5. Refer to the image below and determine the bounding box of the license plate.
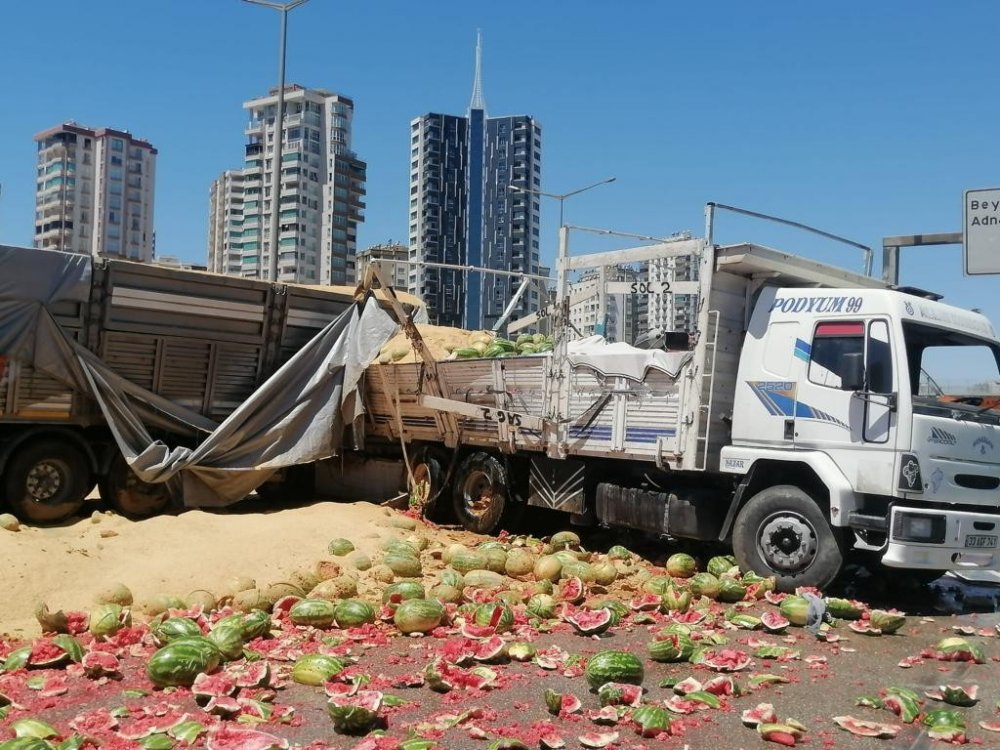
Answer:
[964,534,998,548]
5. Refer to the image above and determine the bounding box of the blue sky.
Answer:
[3,1,1000,330]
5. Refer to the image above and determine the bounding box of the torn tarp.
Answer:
[0,246,400,507]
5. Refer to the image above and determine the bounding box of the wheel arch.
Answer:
[719,451,858,541]
[0,427,103,479]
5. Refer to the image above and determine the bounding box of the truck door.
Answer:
[794,319,898,486]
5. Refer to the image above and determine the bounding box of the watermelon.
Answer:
[534,555,563,582]
[394,599,444,634]
[557,576,585,603]
[566,607,613,636]
[597,682,643,707]
[206,623,244,660]
[473,603,513,633]
[225,659,270,688]
[472,635,508,662]
[327,690,382,734]
[922,709,966,742]
[450,551,487,574]
[545,689,582,715]
[921,637,986,664]
[630,593,663,611]
[384,553,422,578]
[147,637,221,688]
[717,578,747,602]
[703,675,738,696]
[647,633,695,663]
[660,587,691,614]
[381,581,425,607]
[642,576,674,595]
[778,596,810,626]
[760,611,790,633]
[831,716,901,738]
[291,654,345,685]
[758,722,805,746]
[152,616,202,645]
[742,703,778,727]
[327,538,355,556]
[632,705,671,737]
[464,569,505,589]
[81,650,121,678]
[925,684,979,707]
[440,569,465,588]
[707,554,738,577]
[192,671,236,705]
[665,553,697,578]
[239,610,273,640]
[205,724,290,750]
[89,603,129,638]
[697,648,752,672]
[508,642,537,661]
[584,651,643,690]
[824,597,863,620]
[672,676,703,695]
[550,530,581,549]
[289,599,337,628]
[869,609,906,634]
[978,720,1000,733]
[881,688,921,723]
[334,599,376,627]
[3,646,30,671]
[526,594,557,619]
[607,545,632,560]
[688,572,720,599]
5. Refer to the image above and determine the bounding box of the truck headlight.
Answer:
[892,512,946,544]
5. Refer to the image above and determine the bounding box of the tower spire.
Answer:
[469,29,487,113]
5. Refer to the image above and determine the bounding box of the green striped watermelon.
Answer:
[289,599,337,628]
[584,651,644,690]
[473,603,514,634]
[152,617,201,645]
[291,654,345,685]
[334,599,376,627]
[147,637,221,687]
[393,599,444,634]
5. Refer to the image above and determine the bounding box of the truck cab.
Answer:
[724,285,1000,583]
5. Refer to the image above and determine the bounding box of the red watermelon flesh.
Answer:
[667,610,706,625]
[118,712,192,740]
[205,724,290,750]
[567,608,612,635]
[979,720,1000,733]
[760,611,789,633]
[558,577,585,603]
[81,650,121,678]
[702,675,737,696]
[460,622,498,640]
[192,671,237,703]
[700,649,752,672]
[204,695,241,716]
[742,703,777,727]
[70,708,119,733]
[664,695,699,714]
[473,635,507,661]
[832,715,901,738]
[225,660,270,688]
[587,706,619,724]
[28,638,69,667]
[630,594,662,611]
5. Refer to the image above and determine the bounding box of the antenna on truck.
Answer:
[705,202,874,277]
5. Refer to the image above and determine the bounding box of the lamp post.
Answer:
[509,176,615,302]
[242,0,310,282]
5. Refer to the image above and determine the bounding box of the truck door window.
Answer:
[867,320,893,393]
[808,321,864,388]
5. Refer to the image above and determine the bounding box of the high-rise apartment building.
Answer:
[648,255,699,332]
[207,170,245,275]
[208,85,366,285]
[357,242,409,289]
[34,122,157,260]
[568,265,645,343]
[409,35,542,329]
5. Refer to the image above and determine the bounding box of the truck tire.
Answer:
[100,453,170,519]
[2,439,89,524]
[409,448,444,509]
[732,484,844,592]
[452,452,509,534]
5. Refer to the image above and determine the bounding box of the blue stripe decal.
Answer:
[794,338,811,362]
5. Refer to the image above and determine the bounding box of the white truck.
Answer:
[361,236,1000,590]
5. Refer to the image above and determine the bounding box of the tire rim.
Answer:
[460,469,496,519]
[756,511,818,573]
[410,462,433,505]
[25,459,69,503]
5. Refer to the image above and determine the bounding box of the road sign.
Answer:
[964,188,1000,275]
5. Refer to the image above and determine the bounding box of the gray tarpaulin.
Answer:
[0,246,399,507]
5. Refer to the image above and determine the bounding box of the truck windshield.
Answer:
[904,322,1000,420]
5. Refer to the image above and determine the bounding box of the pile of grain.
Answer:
[376,325,495,364]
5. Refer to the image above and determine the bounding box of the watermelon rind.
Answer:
[393,599,444,634]
[289,599,337,628]
[334,599,376,628]
[290,654,345,686]
[146,637,221,688]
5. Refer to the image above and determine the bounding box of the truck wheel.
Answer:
[732,484,844,592]
[2,440,89,524]
[409,448,444,509]
[100,454,170,519]
[452,452,508,534]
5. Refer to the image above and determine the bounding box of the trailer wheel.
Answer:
[452,452,509,534]
[732,484,844,592]
[2,439,89,524]
[100,454,170,519]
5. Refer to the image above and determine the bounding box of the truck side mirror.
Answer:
[841,352,865,391]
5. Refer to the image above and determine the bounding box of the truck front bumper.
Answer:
[882,505,1000,570]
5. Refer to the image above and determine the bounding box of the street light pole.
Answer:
[510,176,616,303]
[243,0,310,282]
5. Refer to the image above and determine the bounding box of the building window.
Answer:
[111,138,124,152]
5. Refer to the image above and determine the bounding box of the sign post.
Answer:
[964,188,1000,275]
